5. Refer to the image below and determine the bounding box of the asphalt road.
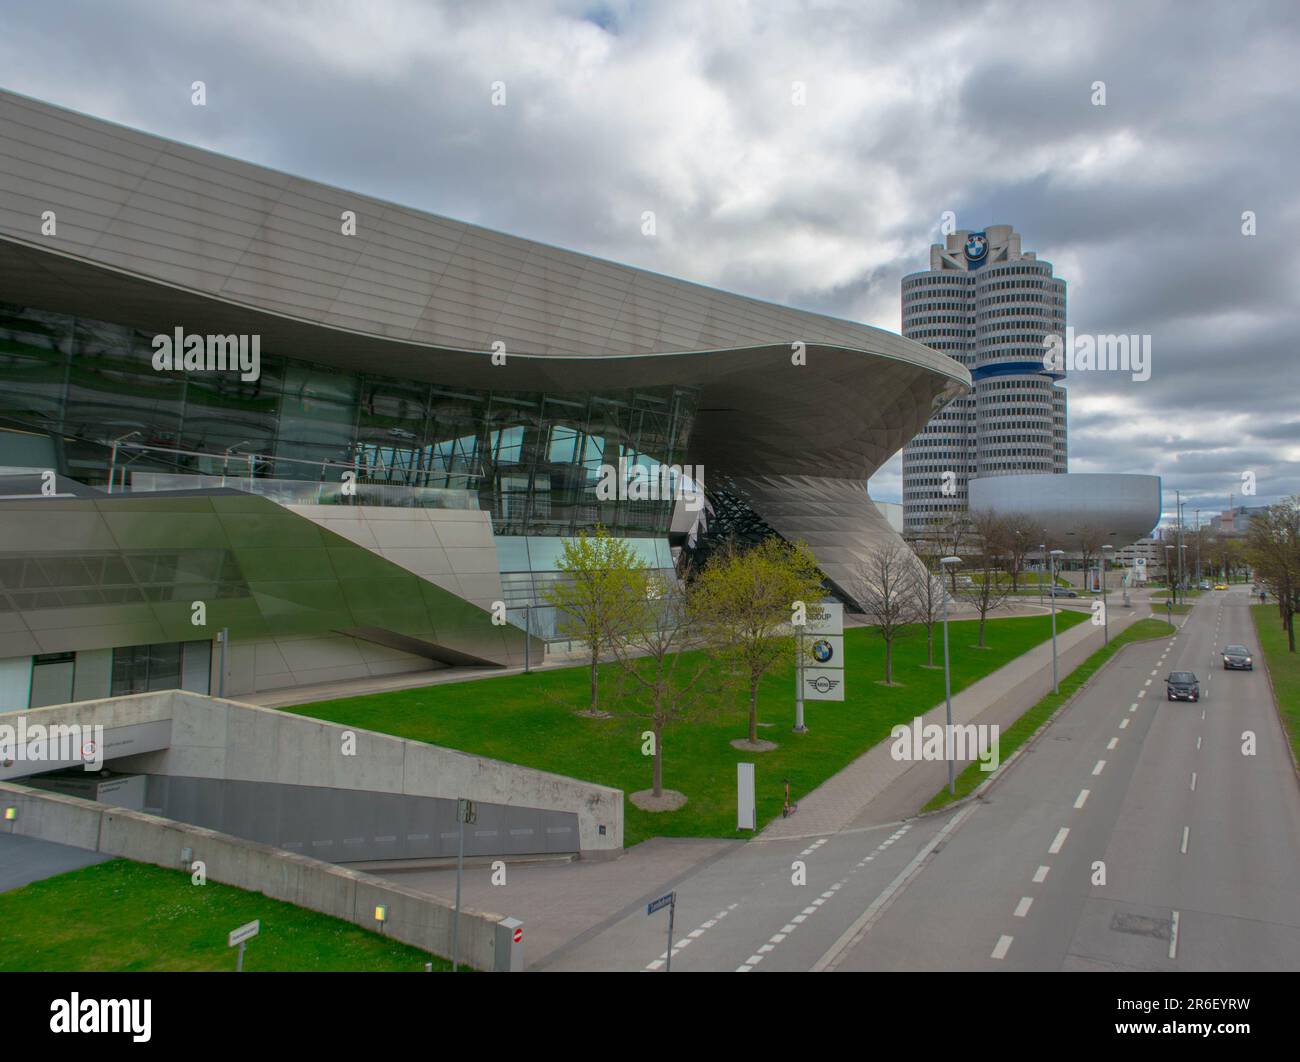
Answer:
[834,586,1300,971]
[547,587,1300,971]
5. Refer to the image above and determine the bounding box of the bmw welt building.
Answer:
[0,90,968,708]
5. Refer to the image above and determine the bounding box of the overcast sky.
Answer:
[2,0,1296,525]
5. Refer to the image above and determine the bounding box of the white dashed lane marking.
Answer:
[646,903,738,970]
[1049,828,1070,854]
[1013,897,1033,918]
[1033,865,1050,883]
[1092,760,1106,776]
[1074,789,1089,809]
[991,935,1014,960]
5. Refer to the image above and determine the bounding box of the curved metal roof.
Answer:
[0,87,968,486]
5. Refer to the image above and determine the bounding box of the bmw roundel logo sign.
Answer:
[964,231,988,262]
[812,638,834,664]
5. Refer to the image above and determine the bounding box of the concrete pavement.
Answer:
[0,833,109,893]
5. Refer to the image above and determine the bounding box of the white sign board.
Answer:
[228,920,260,948]
[737,762,756,830]
[803,601,843,635]
[802,668,845,701]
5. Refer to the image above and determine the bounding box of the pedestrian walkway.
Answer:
[759,599,1150,839]
[378,836,740,968]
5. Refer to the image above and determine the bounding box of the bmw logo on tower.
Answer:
[964,231,988,264]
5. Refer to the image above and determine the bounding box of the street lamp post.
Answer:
[1165,545,1175,606]
[1101,545,1113,646]
[1049,549,1065,693]
[1038,543,1046,606]
[940,556,962,796]
[1194,508,1202,585]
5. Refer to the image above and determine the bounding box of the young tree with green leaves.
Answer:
[1246,498,1300,653]
[543,527,648,715]
[609,572,716,800]
[692,537,826,746]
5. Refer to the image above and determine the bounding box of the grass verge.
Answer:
[284,613,1086,846]
[921,617,1177,812]
[0,858,447,972]
[1251,604,1300,766]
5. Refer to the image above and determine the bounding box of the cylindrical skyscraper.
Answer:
[901,225,1067,535]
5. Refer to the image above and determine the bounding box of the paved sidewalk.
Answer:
[377,837,739,969]
[758,600,1151,840]
[0,833,109,893]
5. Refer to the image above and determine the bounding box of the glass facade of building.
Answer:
[0,302,699,540]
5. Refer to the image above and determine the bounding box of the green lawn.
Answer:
[0,859,446,972]
[284,612,1086,846]
[1251,604,1300,765]
[1151,602,1193,615]
[922,617,1177,811]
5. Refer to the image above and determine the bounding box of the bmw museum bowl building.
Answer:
[0,89,969,707]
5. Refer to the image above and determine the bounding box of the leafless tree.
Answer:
[958,509,1013,647]
[1002,512,1038,593]
[907,537,945,668]
[1076,524,1111,589]
[851,542,920,684]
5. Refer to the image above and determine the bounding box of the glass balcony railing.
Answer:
[126,471,479,510]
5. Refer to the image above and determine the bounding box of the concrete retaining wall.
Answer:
[0,781,505,969]
[5,688,623,852]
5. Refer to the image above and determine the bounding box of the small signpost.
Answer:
[647,891,676,971]
[452,797,477,973]
[228,919,259,972]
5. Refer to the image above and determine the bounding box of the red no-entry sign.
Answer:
[512,927,523,944]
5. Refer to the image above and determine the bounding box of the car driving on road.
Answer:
[1222,645,1254,670]
[1166,671,1201,702]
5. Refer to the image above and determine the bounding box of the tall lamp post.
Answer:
[1165,544,1175,605]
[1101,545,1113,646]
[940,555,962,796]
[1194,508,1202,585]
[1049,549,1065,693]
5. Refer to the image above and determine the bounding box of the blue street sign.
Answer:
[647,892,674,915]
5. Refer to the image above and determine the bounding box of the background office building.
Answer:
[901,225,1068,533]
[0,89,968,708]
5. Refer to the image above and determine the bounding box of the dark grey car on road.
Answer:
[1167,671,1200,702]
[1222,645,1254,671]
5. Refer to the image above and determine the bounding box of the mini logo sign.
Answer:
[964,231,988,262]
[807,675,839,694]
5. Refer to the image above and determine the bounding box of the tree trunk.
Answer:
[589,651,599,711]
[927,625,934,667]
[748,680,759,743]
[652,721,664,796]
[884,638,893,683]
[978,613,987,647]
